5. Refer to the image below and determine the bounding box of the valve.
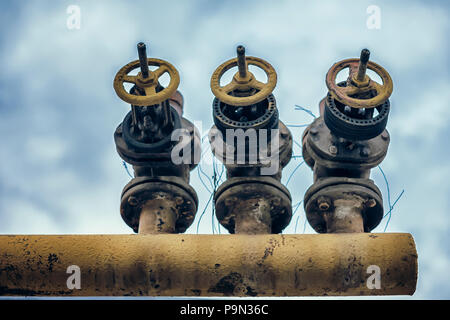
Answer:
[211,45,277,107]
[209,46,293,234]
[113,42,200,234]
[323,49,393,141]
[326,48,393,109]
[114,42,180,106]
[210,46,280,135]
[302,49,392,233]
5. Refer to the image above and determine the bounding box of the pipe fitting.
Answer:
[113,43,200,233]
[214,177,292,234]
[121,176,198,234]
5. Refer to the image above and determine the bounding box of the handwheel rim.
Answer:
[326,58,393,109]
[211,56,277,107]
[114,58,180,106]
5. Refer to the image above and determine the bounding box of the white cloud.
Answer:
[26,136,68,163]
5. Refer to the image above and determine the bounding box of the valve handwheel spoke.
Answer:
[222,81,239,94]
[144,85,157,96]
[250,79,266,91]
[348,62,360,78]
[326,49,393,109]
[122,75,138,84]
[368,80,384,94]
[340,85,361,96]
[153,65,169,78]
[113,43,180,107]
[211,45,277,106]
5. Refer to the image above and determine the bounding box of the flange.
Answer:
[209,120,292,174]
[324,83,390,141]
[214,177,292,234]
[212,94,279,133]
[121,176,198,233]
[304,116,390,170]
[304,177,383,233]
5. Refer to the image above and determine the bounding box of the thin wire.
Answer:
[215,162,225,234]
[214,161,225,234]
[292,200,302,208]
[378,166,406,232]
[286,124,309,128]
[197,139,215,193]
[383,190,405,232]
[122,161,133,178]
[293,140,302,151]
[286,161,305,186]
[294,215,301,234]
[383,190,405,219]
[195,132,227,234]
[378,165,393,231]
[212,157,218,234]
[293,200,303,233]
[196,193,213,234]
[302,216,308,234]
[197,162,213,192]
[295,105,317,118]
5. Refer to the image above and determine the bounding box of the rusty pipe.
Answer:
[324,198,365,233]
[0,233,417,297]
[138,199,177,234]
[233,198,272,234]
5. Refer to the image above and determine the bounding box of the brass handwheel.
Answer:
[211,46,277,107]
[326,49,393,109]
[114,46,180,107]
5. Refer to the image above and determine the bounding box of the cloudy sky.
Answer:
[0,0,448,299]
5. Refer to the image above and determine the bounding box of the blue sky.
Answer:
[0,0,448,299]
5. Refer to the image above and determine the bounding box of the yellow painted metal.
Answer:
[326,58,393,109]
[210,56,277,107]
[0,233,417,297]
[113,58,180,106]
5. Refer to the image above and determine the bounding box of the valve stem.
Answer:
[237,45,247,78]
[137,42,150,79]
[356,48,370,82]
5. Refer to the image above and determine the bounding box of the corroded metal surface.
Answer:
[304,177,383,233]
[113,43,200,234]
[0,234,417,296]
[302,49,393,233]
[121,176,198,234]
[215,177,292,234]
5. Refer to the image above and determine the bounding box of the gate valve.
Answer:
[210,45,281,139]
[114,42,180,107]
[211,45,277,107]
[113,42,199,234]
[302,49,393,234]
[209,46,292,235]
[326,48,393,109]
[323,49,393,141]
